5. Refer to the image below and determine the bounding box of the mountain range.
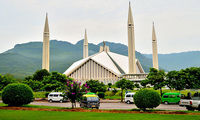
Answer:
[0,40,199,78]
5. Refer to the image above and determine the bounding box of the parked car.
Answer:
[179,97,200,111]
[48,92,67,103]
[125,92,135,104]
[80,94,100,109]
[161,92,182,104]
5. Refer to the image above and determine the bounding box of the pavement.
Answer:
[0,100,187,110]
[30,101,187,111]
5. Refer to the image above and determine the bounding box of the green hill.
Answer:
[144,51,200,71]
[0,40,152,78]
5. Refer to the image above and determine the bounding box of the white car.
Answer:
[48,92,66,103]
[125,92,135,104]
[179,97,200,111]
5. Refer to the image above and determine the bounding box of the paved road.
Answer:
[31,101,186,111]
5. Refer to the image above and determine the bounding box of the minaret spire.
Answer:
[42,13,50,71]
[83,29,88,58]
[152,22,159,70]
[127,2,136,74]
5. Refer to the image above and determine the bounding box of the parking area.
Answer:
[30,101,186,111]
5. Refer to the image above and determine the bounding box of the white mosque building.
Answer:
[42,3,159,84]
[63,3,159,84]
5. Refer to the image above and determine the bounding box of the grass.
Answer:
[0,103,70,109]
[0,110,199,120]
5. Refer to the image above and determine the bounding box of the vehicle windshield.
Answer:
[87,97,99,101]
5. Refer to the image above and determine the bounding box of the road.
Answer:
[30,101,186,111]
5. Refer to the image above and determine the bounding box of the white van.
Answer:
[48,92,66,103]
[125,92,135,104]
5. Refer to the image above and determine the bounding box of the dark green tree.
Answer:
[146,68,166,96]
[32,69,50,81]
[140,79,149,88]
[166,70,185,91]
[0,74,16,90]
[42,72,67,91]
[108,83,112,91]
[115,78,134,102]
[84,80,106,93]
[179,67,200,89]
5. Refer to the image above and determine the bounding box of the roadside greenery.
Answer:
[2,83,34,106]
[0,74,17,90]
[84,80,106,93]
[141,67,200,96]
[134,89,161,111]
[23,69,68,92]
[65,78,88,108]
[115,78,134,102]
[0,109,200,120]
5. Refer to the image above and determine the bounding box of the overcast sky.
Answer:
[0,0,200,54]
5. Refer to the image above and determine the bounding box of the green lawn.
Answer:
[0,110,199,120]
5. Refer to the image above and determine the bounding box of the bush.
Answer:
[112,88,118,95]
[2,83,34,106]
[34,92,46,98]
[98,92,105,98]
[45,92,50,98]
[105,91,114,96]
[134,89,161,111]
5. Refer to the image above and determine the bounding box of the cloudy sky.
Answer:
[0,0,199,54]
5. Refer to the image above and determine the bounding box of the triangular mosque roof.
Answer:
[63,51,145,76]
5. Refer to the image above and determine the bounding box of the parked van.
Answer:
[48,92,66,103]
[162,92,181,104]
[80,94,100,109]
[125,92,135,104]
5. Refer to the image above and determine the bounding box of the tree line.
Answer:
[141,67,200,96]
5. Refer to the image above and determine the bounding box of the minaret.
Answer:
[128,2,136,74]
[83,29,88,58]
[42,13,50,71]
[152,22,159,70]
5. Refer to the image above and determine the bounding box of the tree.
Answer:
[85,80,106,93]
[146,68,166,96]
[134,89,161,111]
[42,72,67,91]
[182,67,200,89]
[32,69,50,81]
[115,78,134,102]
[108,83,112,91]
[166,70,185,91]
[0,74,16,90]
[23,76,43,91]
[140,80,149,88]
[65,79,88,108]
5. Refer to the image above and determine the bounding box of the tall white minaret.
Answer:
[152,22,159,70]
[83,29,88,58]
[128,2,136,74]
[42,13,50,71]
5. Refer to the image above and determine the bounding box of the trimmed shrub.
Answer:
[45,92,50,98]
[98,92,105,98]
[2,83,34,106]
[112,88,118,95]
[105,91,114,96]
[134,89,161,111]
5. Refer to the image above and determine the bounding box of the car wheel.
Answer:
[60,100,63,103]
[49,99,53,103]
[198,105,200,111]
[186,106,194,111]
[164,101,168,105]
[127,100,131,104]
[96,107,99,109]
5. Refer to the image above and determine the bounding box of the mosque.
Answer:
[42,3,159,84]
